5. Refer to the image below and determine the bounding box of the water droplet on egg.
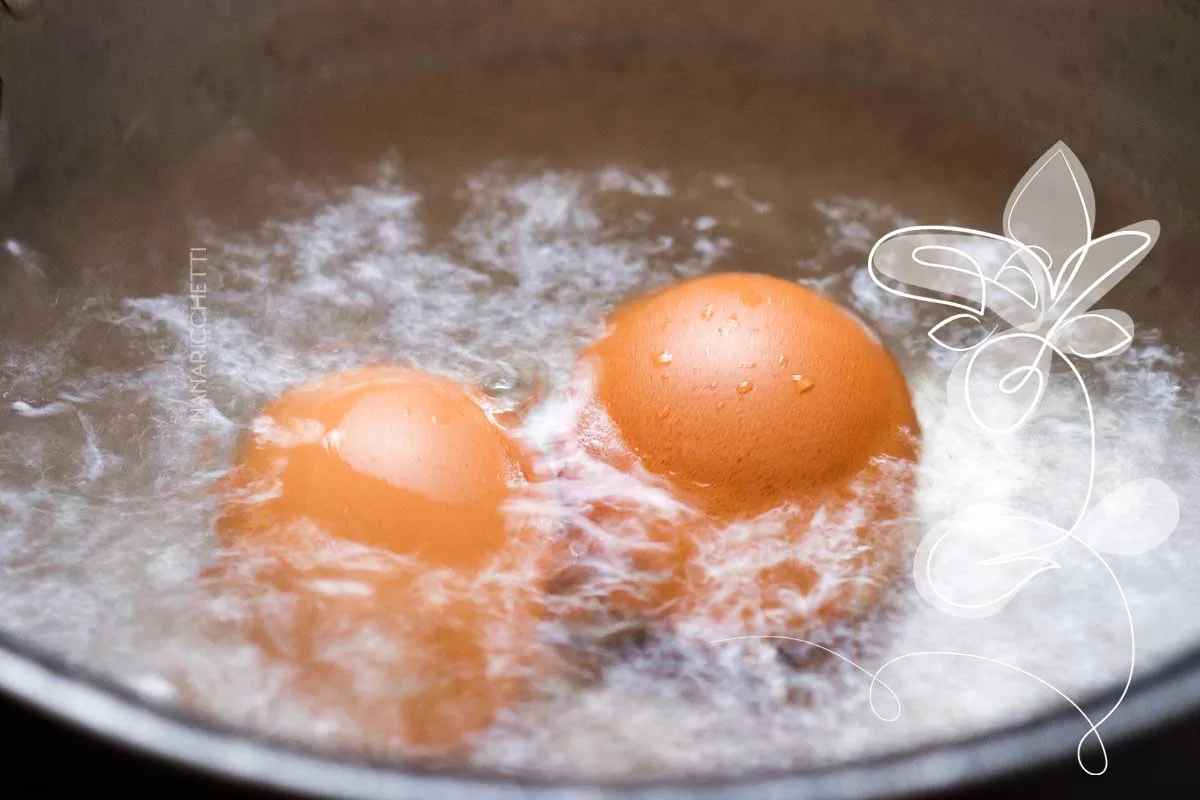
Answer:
[736,380,754,395]
[738,361,756,369]
[791,375,814,394]
[700,303,715,321]
[651,350,673,367]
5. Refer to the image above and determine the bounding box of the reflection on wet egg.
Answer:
[215,365,549,754]
[560,272,921,632]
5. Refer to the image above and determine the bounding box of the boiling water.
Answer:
[0,60,1196,778]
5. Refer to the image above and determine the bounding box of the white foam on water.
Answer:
[0,152,1196,780]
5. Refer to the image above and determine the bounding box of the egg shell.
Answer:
[213,365,550,755]
[559,272,921,633]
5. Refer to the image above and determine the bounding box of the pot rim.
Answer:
[1,625,1197,798]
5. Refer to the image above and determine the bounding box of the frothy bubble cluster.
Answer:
[0,156,1196,779]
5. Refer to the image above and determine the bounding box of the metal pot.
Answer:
[1,1,1198,796]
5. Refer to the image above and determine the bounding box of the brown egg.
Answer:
[560,272,920,633]
[213,365,548,756]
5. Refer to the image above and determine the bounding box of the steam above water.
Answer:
[0,74,1197,778]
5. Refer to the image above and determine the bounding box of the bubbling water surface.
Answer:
[0,59,1196,778]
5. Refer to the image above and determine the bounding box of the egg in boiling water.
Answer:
[558,272,921,633]
[215,365,549,754]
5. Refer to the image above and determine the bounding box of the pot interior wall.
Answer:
[2,1,1199,343]
[2,1,1199,322]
